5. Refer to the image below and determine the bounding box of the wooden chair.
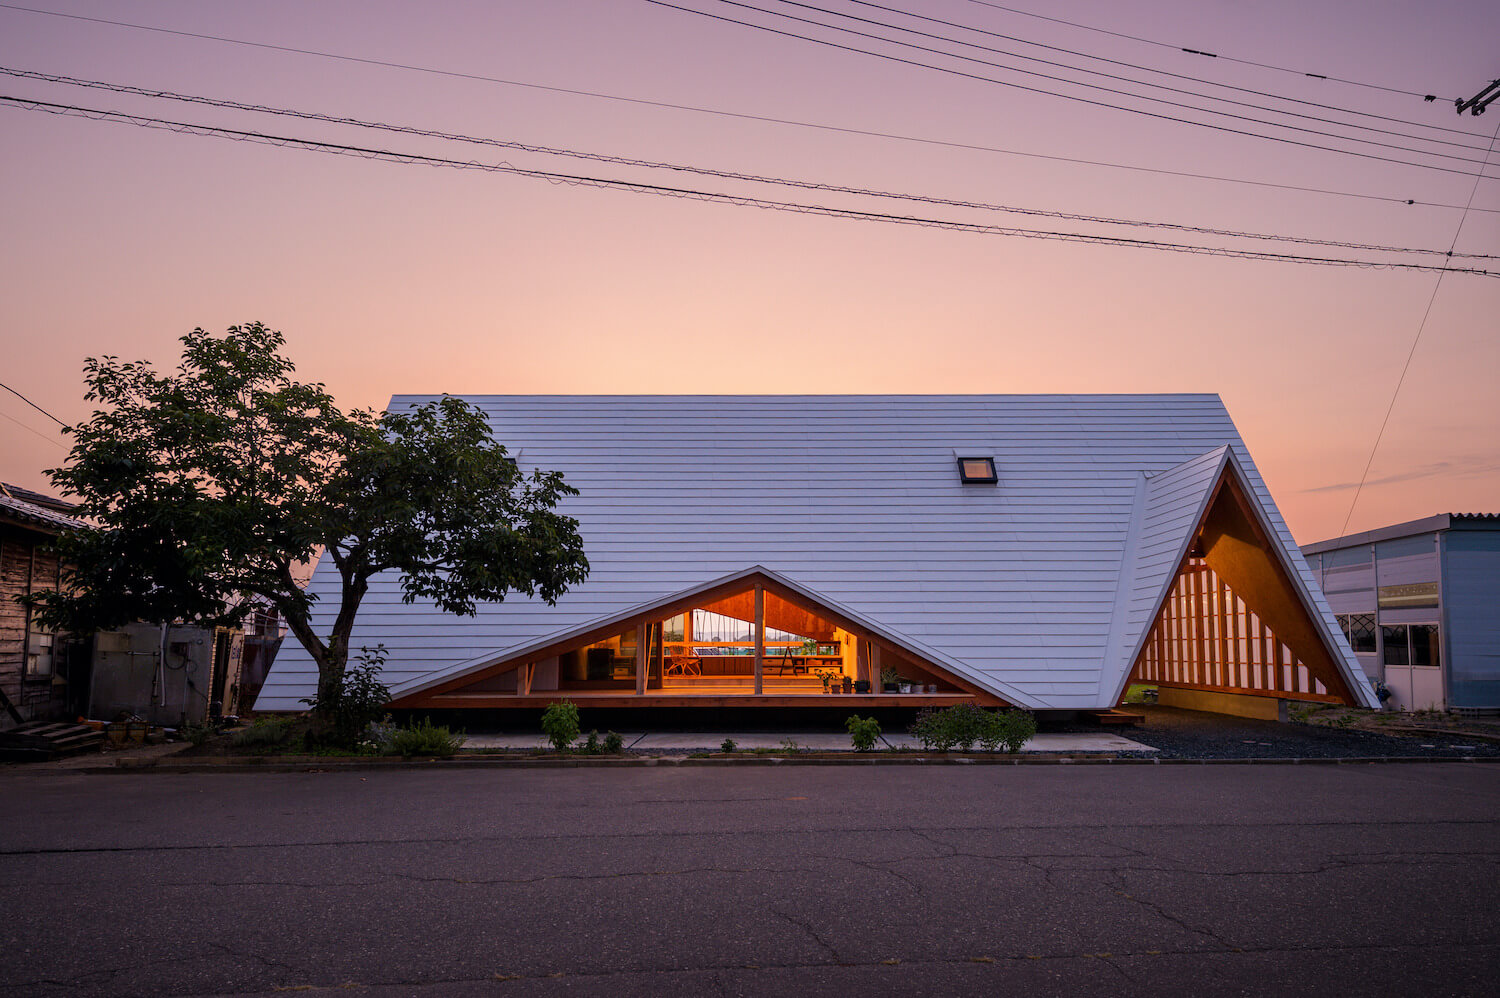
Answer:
[665,653,701,676]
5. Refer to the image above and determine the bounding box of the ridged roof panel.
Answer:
[255,394,1339,710]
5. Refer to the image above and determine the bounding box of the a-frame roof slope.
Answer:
[255,395,1353,711]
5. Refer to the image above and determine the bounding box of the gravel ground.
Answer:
[1071,704,1500,760]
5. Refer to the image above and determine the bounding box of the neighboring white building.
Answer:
[1303,514,1500,712]
[256,395,1377,718]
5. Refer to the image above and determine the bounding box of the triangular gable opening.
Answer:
[1120,462,1365,709]
[388,570,1008,709]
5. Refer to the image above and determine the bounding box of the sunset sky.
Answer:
[1,0,1496,544]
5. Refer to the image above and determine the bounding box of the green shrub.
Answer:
[910,703,988,751]
[390,716,466,757]
[583,729,601,754]
[300,645,392,748]
[846,714,881,752]
[911,705,1035,753]
[541,699,580,751]
[231,716,294,748]
[721,737,737,753]
[946,703,990,751]
[181,722,212,747]
[603,731,625,754]
[909,708,954,751]
[980,709,1037,753]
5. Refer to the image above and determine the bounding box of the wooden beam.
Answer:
[406,691,985,710]
[1229,590,1241,690]
[635,620,646,695]
[653,620,663,690]
[1192,563,1206,687]
[1217,576,1230,689]
[1200,472,1356,704]
[753,584,764,696]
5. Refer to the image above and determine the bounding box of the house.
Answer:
[1302,514,1500,713]
[0,483,91,725]
[2,481,282,732]
[255,395,1378,721]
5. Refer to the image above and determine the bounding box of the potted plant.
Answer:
[881,666,900,694]
[816,668,839,693]
[926,683,938,693]
[854,679,871,694]
[842,675,853,694]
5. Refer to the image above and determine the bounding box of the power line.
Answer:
[770,0,1491,151]
[0,379,67,426]
[11,66,1493,260]
[0,3,1493,213]
[648,0,1500,178]
[6,94,1498,280]
[1335,116,1500,541]
[0,407,68,450]
[961,0,1446,102]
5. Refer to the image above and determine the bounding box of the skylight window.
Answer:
[957,457,997,484]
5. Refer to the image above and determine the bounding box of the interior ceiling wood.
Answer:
[695,590,837,642]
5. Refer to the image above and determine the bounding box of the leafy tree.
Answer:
[26,322,589,714]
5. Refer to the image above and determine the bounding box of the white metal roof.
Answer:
[255,395,1374,711]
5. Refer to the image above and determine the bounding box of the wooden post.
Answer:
[635,621,647,695]
[517,662,534,696]
[1229,591,1242,689]
[1217,577,1230,689]
[653,622,663,688]
[753,585,764,695]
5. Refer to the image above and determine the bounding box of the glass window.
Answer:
[1381,625,1410,666]
[1346,613,1376,654]
[957,457,997,484]
[662,614,685,642]
[1410,624,1441,668]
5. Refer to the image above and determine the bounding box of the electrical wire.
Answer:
[767,0,1491,150]
[961,0,1447,102]
[5,94,1497,280]
[0,379,67,426]
[0,3,1493,212]
[1333,117,1500,541]
[10,66,1493,260]
[647,0,1500,178]
[0,407,68,450]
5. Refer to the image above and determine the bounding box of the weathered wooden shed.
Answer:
[255,395,1379,719]
[0,483,89,725]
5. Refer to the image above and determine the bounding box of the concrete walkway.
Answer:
[462,731,1156,752]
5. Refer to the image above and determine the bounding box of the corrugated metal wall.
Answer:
[1445,530,1500,708]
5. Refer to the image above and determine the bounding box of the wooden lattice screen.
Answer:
[1132,559,1338,702]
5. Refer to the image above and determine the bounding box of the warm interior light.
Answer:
[958,457,997,483]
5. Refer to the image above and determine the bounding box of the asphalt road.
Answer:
[4,764,1498,997]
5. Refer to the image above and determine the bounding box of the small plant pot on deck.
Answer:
[854,680,871,694]
[882,683,899,693]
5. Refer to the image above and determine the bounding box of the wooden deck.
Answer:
[404,689,981,709]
